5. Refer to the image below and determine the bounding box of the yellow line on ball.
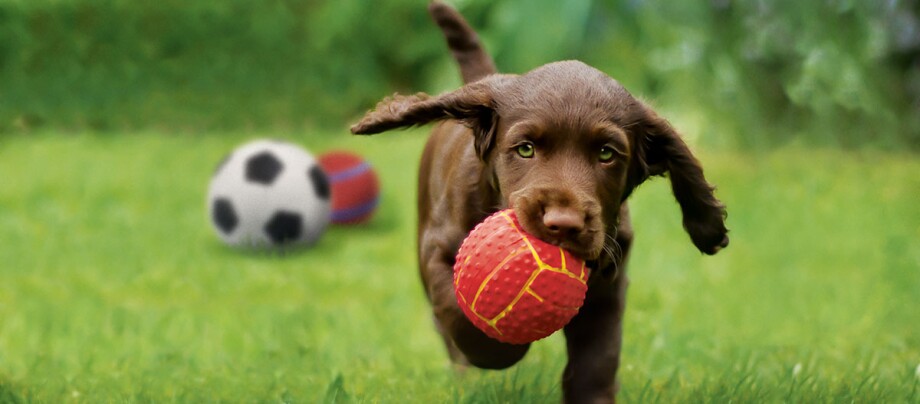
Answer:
[526,288,544,302]
[471,246,530,311]
[454,255,472,288]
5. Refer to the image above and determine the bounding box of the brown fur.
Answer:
[351,2,728,402]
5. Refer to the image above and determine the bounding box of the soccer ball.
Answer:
[207,139,331,249]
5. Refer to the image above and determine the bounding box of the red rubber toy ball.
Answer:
[453,209,590,344]
[317,151,380,224]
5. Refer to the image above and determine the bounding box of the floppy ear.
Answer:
[628,105,729,255]
[350,75,511,160]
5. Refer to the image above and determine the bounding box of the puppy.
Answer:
[351,2,728,402]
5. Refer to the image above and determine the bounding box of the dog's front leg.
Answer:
[561,271,629,404]
[422,228,531,370]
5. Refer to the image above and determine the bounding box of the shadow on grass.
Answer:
[204,239,319,260]
[202,217,402,261]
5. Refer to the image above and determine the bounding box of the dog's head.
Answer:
[352,61,728,260]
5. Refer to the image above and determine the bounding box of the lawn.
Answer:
[0,131,918,402]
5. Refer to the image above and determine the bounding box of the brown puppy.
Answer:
[352,2,728,402]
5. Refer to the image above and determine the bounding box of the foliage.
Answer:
[478,0,920,148]
[0,131,917,401]
[0,0,917,148]
[0,0,445,132]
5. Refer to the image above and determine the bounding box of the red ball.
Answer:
[453,209,589,344]
[317,151,380,224]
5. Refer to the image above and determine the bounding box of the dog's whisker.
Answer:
[602,232,623,280]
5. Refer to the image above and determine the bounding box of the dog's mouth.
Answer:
[511,192,606,262]
[544,233,603,261]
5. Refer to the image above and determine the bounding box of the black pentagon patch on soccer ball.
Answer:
[264,211,302,244]
[212,198,238,234]
[246,151,284,185]
[308,165,330,200]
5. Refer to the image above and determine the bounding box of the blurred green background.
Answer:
[1,0,918,148]
[1,0,918,402]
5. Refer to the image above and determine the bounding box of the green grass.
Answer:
[0,131,918,402]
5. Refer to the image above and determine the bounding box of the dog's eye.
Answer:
[599,146,616,163]
[516,143,535,159]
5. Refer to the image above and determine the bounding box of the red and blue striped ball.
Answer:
[317,151,380,224]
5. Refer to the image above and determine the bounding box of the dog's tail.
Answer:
[428,1,497,84]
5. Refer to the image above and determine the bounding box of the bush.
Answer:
[0,0,917,149]
[0,0,446,132]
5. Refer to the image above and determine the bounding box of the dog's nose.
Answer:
[542,207,585,236]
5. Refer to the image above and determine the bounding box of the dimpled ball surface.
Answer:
[453,209,590,344]
[317,151,380,224]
